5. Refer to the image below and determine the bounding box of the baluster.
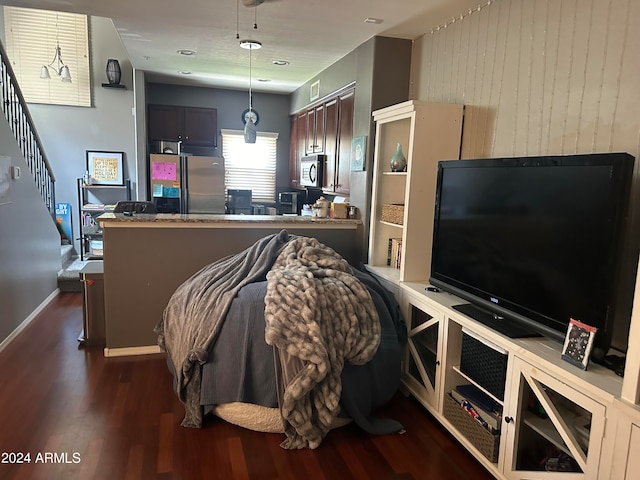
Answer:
[1,42,56,213]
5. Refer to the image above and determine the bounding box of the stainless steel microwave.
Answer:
[300,154,325,187]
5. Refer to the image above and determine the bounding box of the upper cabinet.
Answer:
[306,104,326,154]
[148,104,218,148]
[289,115,301,189]
[289,87,355,194]
[333,89,354,195]
[323,98,339,192]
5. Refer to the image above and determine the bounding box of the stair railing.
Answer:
[0,41,56,214]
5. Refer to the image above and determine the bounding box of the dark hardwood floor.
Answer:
[0,293,494,480]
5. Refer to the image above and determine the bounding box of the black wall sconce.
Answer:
[102,58,126,89]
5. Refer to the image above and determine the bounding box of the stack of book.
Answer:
[387,237,403,269]
[450,384,502,434]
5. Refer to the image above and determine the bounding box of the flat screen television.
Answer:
[429,153,635,360]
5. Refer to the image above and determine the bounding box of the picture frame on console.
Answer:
[561,318,597,370]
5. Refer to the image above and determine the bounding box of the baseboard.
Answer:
[103,345,162,357]
[0,289,60,354]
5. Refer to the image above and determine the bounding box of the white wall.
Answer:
[410,0,640,160]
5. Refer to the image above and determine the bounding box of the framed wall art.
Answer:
[86,150,124,185]
[351,136,366,171]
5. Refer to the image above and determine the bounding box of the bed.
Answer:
[155,230,407,449]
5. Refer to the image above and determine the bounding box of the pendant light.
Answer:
[240,39,261,144]
[40,14,72,83]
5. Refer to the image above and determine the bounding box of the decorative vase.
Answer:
[106,59,121,85]
[390,143,407,172]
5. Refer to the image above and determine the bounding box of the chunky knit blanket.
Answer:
[264,236,381,449]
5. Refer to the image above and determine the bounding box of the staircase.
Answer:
[57,245,85,292]
[3,39,69,290]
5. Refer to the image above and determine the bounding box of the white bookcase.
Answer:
[365,100,640,479]
[367,100,464,284]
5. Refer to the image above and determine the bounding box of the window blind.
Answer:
[3,7,91,107]
[221,129,278,203]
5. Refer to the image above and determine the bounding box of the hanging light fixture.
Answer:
[40,14,72,83]
[240,39,261,144]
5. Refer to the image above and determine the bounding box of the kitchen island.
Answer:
[98,213,363,355]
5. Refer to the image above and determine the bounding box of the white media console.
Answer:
[366,100,640,479]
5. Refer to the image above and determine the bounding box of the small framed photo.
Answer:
[561,318,597,370]
[86,150,124,186]
[351,136,366,171]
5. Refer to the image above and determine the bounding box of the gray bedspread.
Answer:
[159,230,406,448]
[155,230,290,427]
[200,266,406,439]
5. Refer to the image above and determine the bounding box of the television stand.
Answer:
[452,303,541,338]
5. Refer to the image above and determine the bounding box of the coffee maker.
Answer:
[227,189,252,214]
[279,191,304,214]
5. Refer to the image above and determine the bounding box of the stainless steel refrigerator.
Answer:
[149,154,225,214]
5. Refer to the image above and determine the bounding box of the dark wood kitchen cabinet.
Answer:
[323,98,339,191]
[306,103,325,154]
[289,87,355,194]
[334,88,354,195]
[323,88,353,194]
[147,104,217,148]
[289,115,301,188]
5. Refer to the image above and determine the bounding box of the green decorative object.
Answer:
[390,143,407,172]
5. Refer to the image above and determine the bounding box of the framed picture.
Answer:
[351,136,366,171]
[561,318,597,370]
[86,150,124,185]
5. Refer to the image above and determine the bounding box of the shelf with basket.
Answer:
[366,100,464,284]
[77,178,131,260]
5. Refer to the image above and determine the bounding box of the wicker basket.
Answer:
[381,204,405,225]
[443,393,500,463]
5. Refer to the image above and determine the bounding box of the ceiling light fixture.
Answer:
[177,49,195,56]
[364,17,384,25]
[240,39,261,144]
[239,40,262,50]
[272,60,289,66]
[40,14,71,83]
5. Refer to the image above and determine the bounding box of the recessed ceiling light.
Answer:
[272,60,289,66]
[239,39,262,50]
[257,78,271,82]
[177,49,195,56]
[178,71,192,75]
[364,17,384,24]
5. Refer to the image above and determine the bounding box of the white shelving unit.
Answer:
[398,281,621,480]
[367,100,464,284]
[364,99,640,478]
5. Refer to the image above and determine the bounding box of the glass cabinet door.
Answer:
[403,303,443,409]
[503,357,606,479]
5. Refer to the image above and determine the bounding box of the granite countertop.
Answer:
[98,213,361,226]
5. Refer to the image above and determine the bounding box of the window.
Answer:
[221,129,278,203]
[3,7,90,107]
